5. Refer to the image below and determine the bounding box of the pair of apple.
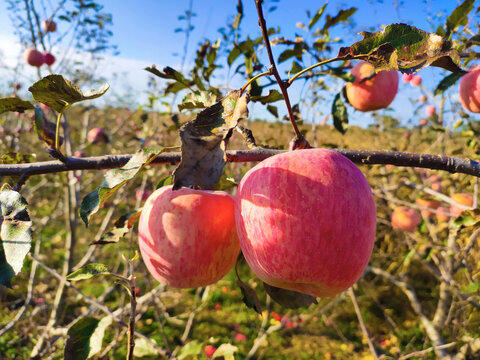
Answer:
[24,48,55,67]
[138,149,377,298]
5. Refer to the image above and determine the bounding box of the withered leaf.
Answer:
[263,282,318,309]
[337,23,464,74]
[33,106,63,148]
[173,90,249,190]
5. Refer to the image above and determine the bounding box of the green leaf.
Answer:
[263,282,318,309]
[434,72,464,96]
[236,278,262,314]
[289,61,303,74]
[156,175,173,189]
[93,210,141,245]
[323,8,357,32]
[212,343,238,360]
[134,338,162,357]
[267,105,278,118]
[250,90,284,104]
[0,152,36,164]
[446,0,475,36]
[33,106,62,148]
[29,75,109,113]
[212,174,237,191]
[178,340,203,359]
[332,91,348,134]
[309,4,327,30]
[453,209,480,228]
[278,49,298,63]
[337,24,464,74]
[227,47,241,67]
[64,317,101,360]
[145,66,191,93]
[173,90,249,190]
[178,90,217,111]
[461,282,479,294]
[0,97,34,115]
[80,148,166,226]
[87,316,112,358]
[232,0,243,30]
[0,187,32,288]
[66,263,110,281]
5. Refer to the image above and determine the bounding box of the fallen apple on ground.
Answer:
[391,206,421,232]
[235,149,376,298]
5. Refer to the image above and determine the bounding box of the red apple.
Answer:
[136,189,152,201]
[415,197,441,217]
[24,48,44,67]
[410,75,422,86]
[41,19,56,33]
[87,127,108,144]
[204,345,217,358]
[402,73,413,83]
[450,193,474,216]
[391,207,421,232]
[44,52,55,66]
[436,207,450,223]
[138,186,240,288]
[426,105,436,116]
[419,119,428,126]
[235,149,376,298]
[345,61,399,112]
[459,66,480,113]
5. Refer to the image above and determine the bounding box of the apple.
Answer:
[402,73,413,83]
[410,75,422,86]
[419,119,428,126]
[436,207,451,223]
[415,197,441,217]
[87,127,108,144]
[24,48,44,67]
[391,207,421,232]
[459,66,480,113]
[419,95,427,103]
[426,105,436,116]
[136,189,152,201]
[204,345,217,358]
[449,193,474,216]
[41,19,56,33]
[138,185,240,288]
[345,61,398,112]
[44,52,55,66]
[235,149,376,298]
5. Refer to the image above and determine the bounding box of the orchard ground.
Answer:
[0,105,479,359]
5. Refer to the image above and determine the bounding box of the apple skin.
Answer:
[459,66,480,113]
[415,197,441,217]
[391,207,421,232]
[345,61,399,112]
[235,149,376,298]
[426,105,436,116]
[410,75,422,86]
[44,52,55,66]
[436,207,451,223]
[41,20,56,32]
[24,48,44,67]
[450,193,474,216]
[87,127,108,144]
[138,185,240,288]
[402,73,413,83]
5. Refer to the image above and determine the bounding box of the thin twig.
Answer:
[127,259,137,360]
[254,0,308,146]
[348,288,379,360]
[28,253,174,359]
[398,342,457,360]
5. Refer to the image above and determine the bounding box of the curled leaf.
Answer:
[0,187,32,287]
[173,90,249,190]
[29,75,109,113]
[0,97,34,115]
[338,23,464,74]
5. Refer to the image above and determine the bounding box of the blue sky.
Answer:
[0,0,470,126]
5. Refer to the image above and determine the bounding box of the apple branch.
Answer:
[254,0,310,148]
[1,148,480,177]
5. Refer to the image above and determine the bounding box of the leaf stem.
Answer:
[288,57,343,86]
[240,70,272,93]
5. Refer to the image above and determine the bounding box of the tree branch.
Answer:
[1,148,480,177]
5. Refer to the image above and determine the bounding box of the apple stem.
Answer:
[254,0,310,148]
